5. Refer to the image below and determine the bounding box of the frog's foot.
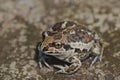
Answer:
[39,59,52,69]
[39,61,54,74]
[54,61,81,74]
[90,47,104,67]
[39,61,50,68]
[38,44,52,69]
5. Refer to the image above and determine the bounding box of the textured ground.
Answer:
[0,0,120,80]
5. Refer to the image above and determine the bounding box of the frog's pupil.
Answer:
[55,44,61,49]
[52,42,62,49]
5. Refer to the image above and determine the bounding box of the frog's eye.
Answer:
[53,42,62,49]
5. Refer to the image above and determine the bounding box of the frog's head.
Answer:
[41,31,70,54]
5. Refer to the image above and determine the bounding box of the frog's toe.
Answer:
[55,69,66,74]
[54,65,68,74]
[39,61,42,68]
[99,47,104,62]
[43,60,52,68]
[90,56,98,67]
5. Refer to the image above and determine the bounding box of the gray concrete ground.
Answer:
[0,0,120,80]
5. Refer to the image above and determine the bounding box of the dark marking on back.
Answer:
[66,21,77,27]
[52,21,77,31]
[52,21,65,31]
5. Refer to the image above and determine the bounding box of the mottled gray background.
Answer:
[0,0,120,80]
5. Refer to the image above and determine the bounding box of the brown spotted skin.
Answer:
[52,21,77,31]
[38,21,104,74]
[65,26,94,43]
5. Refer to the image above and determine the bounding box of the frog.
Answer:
[37,21,104,74]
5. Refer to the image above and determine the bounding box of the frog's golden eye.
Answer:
[53,42,62,49]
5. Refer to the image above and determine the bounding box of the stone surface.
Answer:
[0,0,120,80]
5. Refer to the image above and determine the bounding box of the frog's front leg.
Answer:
[54,57,81,74]
[90,41,104,67]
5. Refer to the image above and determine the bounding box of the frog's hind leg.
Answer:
[54,62,81,74]
[54,57,81,74]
